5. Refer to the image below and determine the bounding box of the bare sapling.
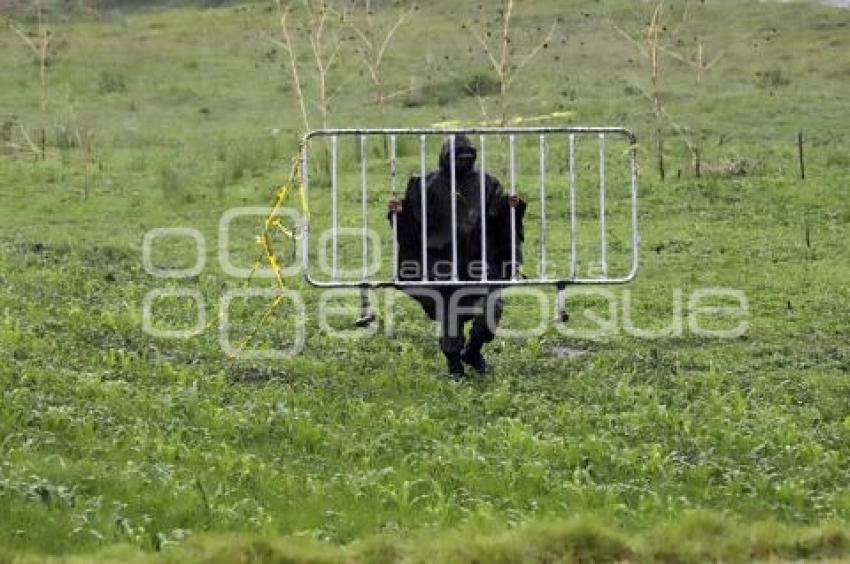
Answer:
[662,38,723,178]
[272,0,347,133]
[613,1,690,181]
[349,2,415,116]
[272,0,348,177]
[471,0,556,125]
[6,1,52,159]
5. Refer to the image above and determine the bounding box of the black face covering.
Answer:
[439,135,478,180]
[455,154,475,178]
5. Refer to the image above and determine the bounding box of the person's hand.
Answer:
[388,197,404,214]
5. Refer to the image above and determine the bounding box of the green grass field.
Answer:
[2,0,850,561]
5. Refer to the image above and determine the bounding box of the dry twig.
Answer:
[349,2,416,112]
[471,0,556,125]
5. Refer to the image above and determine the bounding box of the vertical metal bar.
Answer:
[630,140,640,277]
[298,127,638,289]
[568,134,577,281]
[479,135,487,281]
[330,135,338,280]
[301,141,310,277]
[598,133,607,279]
[556,284,566,322]
[419,135,428,281]
[449,134,458,281]
[360,134,368,282]
[509,134,517,281]
[359,287,371,325]
[389,134,398,281]
[539,134,547,279]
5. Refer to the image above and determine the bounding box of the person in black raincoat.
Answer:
[388,135,526,377]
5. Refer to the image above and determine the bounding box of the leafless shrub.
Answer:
[348,1,415,117]
[5,0,53,158]
[470,0,556,125]
[663,39,724,178]
[612,1,690,181]
[271,0,349,133]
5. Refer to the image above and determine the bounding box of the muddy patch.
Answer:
[551,345,592,360]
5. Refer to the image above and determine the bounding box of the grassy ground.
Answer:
[1,0,850,561]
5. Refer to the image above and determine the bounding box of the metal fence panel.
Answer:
[300,127,639,289]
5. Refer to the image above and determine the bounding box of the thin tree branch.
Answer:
[275,1,310,133]
[374,5,415,70]
[472,29,501,76]
[507,22,556,89]
[6,19,39,56]
[612,24,648,59]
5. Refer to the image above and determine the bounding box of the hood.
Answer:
[438,134,477,173]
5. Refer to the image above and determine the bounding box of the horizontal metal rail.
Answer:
[300,127,639,289]
[304,127,637,142]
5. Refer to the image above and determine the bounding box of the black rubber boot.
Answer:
[460,321,489,374]
[460,346,487,374]
[446,353,465,378]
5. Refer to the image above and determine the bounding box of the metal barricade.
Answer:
[299,127,639,320]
